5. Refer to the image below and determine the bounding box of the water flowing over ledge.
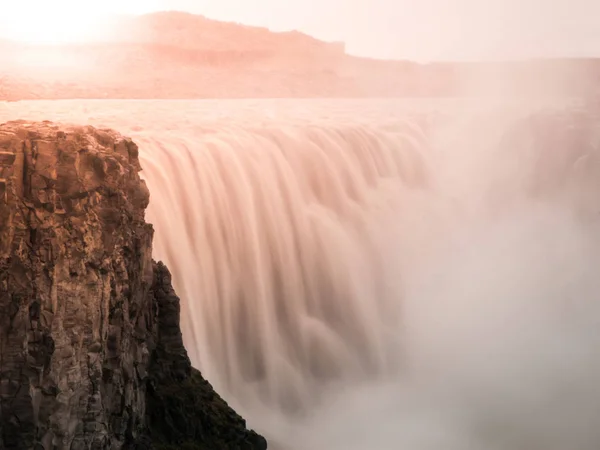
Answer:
[3,99,600,449]
[134,103,600,450]
[139,120,433,413]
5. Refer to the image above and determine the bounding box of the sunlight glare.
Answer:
[0,0,163,44]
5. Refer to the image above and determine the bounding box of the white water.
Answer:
[2,98,600,449]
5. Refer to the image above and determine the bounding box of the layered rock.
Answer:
[0,121,266,450]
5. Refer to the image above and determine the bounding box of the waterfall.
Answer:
[137,121,433,412]
[4,99,600,449]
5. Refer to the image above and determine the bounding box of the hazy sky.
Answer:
[2,0,600,60]
[148,0,600,61]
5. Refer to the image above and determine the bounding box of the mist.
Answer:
[1,1,599,450]
[268,204,600,450]
[239,101,600,449]
[2,82,599,450]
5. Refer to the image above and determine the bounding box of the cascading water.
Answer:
[3,99,600,449]
[136,120,434,413]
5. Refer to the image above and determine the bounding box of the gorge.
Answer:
[2,98,600,450]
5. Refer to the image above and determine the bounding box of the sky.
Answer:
[153,0,600,61]
[0,0,599,61]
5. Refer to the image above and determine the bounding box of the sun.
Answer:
[0,0,164,45]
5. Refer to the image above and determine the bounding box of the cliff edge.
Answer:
[0,121,267,450]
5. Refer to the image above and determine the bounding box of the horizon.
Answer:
[0,0,599,62]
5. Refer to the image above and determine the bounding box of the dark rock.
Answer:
[0,121,266,450]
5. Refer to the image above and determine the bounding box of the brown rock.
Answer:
[0,121,266,450]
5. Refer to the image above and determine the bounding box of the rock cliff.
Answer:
[0,121,267,450]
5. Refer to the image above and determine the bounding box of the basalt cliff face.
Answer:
[0,121,267,450]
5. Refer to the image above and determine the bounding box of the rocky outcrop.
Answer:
[0,121,266,449]
[144,262,267,450]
